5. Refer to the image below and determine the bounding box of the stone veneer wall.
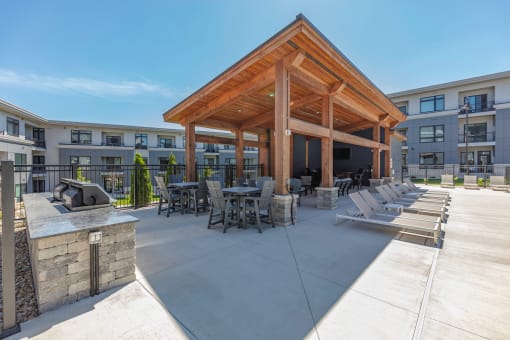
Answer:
[29,222,136,313]
[271,194,298,226]
[316,187,339,209]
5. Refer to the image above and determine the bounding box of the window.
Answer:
[102,157,121,171]
[478,151,491,165]
[33,155,45,173]
[420,125,444,143]
[32,179,46,193]
[159,157,169,171]
[464,123,487,142]
[135,133,148,149]
[334,148,351,160]
[420,95,444,113]
[105,135,121,146]
[460,152,475,165]
[204,155,217,166]
[243,158,255,166]
[32,127,45,141]
[7,117,19,136]
[464,94,488,113]
[70,156,91,165]
[159,137,174,148]
[398,106,407,115]
[225,158,236,165]
[103,177,124,194]
[71,130,92,144]
[419,152,444,166]
[15,184,27,202]
[15,153,27,165]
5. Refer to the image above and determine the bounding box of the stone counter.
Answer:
[23,192,139,313]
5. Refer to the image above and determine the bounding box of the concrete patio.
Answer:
[8,186,510,339]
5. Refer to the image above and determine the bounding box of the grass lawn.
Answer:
[113,195,160,208]
[410,177,464,186]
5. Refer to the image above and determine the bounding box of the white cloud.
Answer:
[0,69,176,97]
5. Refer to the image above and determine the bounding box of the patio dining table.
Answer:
[168,182,199,214]
[222,186,261,227]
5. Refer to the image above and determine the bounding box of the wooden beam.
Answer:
[288,118,329,139]
[236,130,244,179]
[288,67,329,95]
[321,95,334,187]
[186,65,276,123]
[290,94,322,110]
[332,130,379,149]
[274,60,291,194]
[185,121,196,181]
[329,81,346,95]
[339,120,371,133]
[240,111,272,130]
[390,130,407,142]
[195,118,240,131]
[334,93,379,123]
[195,133,262,148]
[290,134,294,177]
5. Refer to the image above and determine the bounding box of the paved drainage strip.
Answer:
[412,247,440,340]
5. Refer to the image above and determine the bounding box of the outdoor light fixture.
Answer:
[285,129,292,136]
[268,92,275,97]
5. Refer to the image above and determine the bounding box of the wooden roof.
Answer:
[163,14,406,134]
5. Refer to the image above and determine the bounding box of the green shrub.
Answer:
[76,167,90,183]
[477,177,489,187]
[204,166,213,178]
[130,153,152,207]
[165,152,178,184]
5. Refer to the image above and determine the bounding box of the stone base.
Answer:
[369,179,384,193]
[271,194,298,226]
[316,187,339,209]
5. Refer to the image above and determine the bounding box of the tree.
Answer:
[130,153,152,207]
[165,152,178,184]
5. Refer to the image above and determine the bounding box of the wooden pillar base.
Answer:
[271,194,298,226]
[316,187,339,209]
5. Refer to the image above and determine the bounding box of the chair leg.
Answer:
[166,200,171,217]
[207,205,214,229]
[254,201,262,233]
[158,197,162,215]
[269,206,275,227]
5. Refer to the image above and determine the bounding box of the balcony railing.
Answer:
[401,140,407,147]
[458,101,495,114]
[157,142,175,148]
[458,132,495,143]
[27,138,46,148]
[205,146,220,153]
[101,142,133,147]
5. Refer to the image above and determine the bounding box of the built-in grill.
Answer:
[53,178,115,211]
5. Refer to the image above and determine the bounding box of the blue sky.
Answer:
[1,0,509,128]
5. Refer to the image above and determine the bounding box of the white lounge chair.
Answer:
[463,175,480,190]
[336,192,441,245]
[440,174,455,188]
[489,176,509,191]
[387,184,448,205]
[376,186,446,221]
[390,182,449,203]
[358,190,440,224]
[404,178,450,198]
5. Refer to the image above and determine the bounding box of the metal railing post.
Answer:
[425,167,428,185]
[1,161,20,337]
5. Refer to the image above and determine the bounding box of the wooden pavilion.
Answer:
[163,14,407,196]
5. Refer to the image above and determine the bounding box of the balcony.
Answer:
[157,142,175,148]
[205,145,219,153]
[26,138,46,148]
[101,142,133,147]
[458,132,495,144]
[458,101,495,114]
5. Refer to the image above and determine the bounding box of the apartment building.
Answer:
[388,70,510,176]
[0,99,258,195]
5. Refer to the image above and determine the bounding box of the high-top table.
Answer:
[222,187,261,227]
[168,182,199,214]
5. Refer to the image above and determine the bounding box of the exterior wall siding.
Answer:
[495,108,510,163]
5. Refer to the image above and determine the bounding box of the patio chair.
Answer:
[155,176,181,217]
[404,178,450,198]
[242,180,276,233]
[387,184,448,204]
[206,180,237,233]
[300,176,313,195]
[335,178,352,197]
[287,178,306,206]
[188,177,209,216]
[168,174,183,184]
[463,175,480,190]
[236,176,247,186]
[489,176,509,191]
[248,179,257,187]
[336,192,442,246]
[358,190,440,223]
[376,186,446,222]
[256,176,273,191]
[440,174,455,188]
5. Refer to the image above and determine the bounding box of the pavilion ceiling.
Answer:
[163,15,406,135]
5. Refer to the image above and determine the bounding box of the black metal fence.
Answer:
[403,164,510,185]
[11,163,265,209]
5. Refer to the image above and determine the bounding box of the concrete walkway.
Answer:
[8,187,510,339]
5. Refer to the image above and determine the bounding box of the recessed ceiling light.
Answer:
[237,109,242,112]
[316,111,321,114]
[268,92,275,97]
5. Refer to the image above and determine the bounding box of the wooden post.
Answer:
[235,130,244,179]
[185,120,196,181]
[321,95,334,187]
[274,60,290,194]
[270,129,275,177]
[258,132,269,176]
[372,124,380,179]
[384,127,391,177]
